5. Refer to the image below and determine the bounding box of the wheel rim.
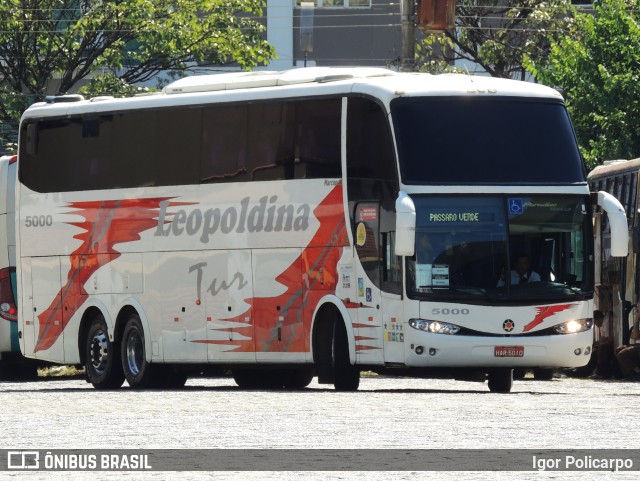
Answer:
[89,329,109,374]
[125,328,144,377]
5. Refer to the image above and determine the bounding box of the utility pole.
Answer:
[400,0,416,71]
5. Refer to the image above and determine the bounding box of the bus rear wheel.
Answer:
[487,368,513,393]
[232,368,275,389]
[85,314,124,390]
[121,314,153,389]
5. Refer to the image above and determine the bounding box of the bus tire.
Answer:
[283,367,315,389]
[85,314,124,390]
[333,319,359,392]
[487,368,513,393]
[232,368,264,389]
[232,369,288,389]
[120,314,153,389]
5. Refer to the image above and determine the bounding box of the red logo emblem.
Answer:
[503,319,515,332]
[523,304,574,333]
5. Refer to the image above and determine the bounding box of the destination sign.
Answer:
[427,211,495,223]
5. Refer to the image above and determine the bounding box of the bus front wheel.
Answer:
[332,320,360,392]
[487,368,513,393]
[85,315,124,389]
[121,314,153,389]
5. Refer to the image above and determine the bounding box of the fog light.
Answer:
[415,346,424,355]
[429,348,437,356]
[584,346,591,355]
[574,348,582,355]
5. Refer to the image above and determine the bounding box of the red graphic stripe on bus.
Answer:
[351,323,380,329]
[342,300,361,309]
[34,198,178,352]
[203,185,348,352]
[522,303,574,333]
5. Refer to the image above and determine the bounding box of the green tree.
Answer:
[526,0,640,169]
[0,0,275,152]
[417,1,573,78]
[78,72,155,98]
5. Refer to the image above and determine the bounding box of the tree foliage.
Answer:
[526,0,640,169]
[78,72,155,98]
[0,0,275,152]
[417,0,573,79]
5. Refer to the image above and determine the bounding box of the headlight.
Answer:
[553,318,593,334]
[409,318,461,335]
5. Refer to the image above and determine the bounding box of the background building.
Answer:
[267,0,403,69]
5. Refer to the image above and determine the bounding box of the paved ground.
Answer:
[0,373,638,480]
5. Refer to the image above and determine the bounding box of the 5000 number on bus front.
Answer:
[431,308,470,315]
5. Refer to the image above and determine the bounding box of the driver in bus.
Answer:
[497,253,541,287]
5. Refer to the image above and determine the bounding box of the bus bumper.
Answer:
[404,329,594,369]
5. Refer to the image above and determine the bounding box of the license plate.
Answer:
[494,346,524,357]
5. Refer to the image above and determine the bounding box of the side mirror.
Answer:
[595,191,629,257]
[395,191,416,257]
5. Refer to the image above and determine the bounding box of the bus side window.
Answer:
[248,102,294,181]
[382,231,402,295]
[201,104,248,183]
[293,98,342,179]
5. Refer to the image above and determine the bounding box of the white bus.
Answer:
[16,68,628,392]
[0,155,19,376]
[588,159,640,352]
[0,154,39,379]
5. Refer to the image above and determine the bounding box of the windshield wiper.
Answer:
[560,285,589,298]
[508,282,589,300]
[426,285,494,301]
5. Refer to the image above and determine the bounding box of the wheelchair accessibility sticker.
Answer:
[508,198,523,215]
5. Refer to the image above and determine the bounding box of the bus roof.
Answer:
[588,158,640,180]
[20,67,564,121]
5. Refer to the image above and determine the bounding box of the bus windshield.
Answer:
[391,96,585,185]
[407,195,593,303]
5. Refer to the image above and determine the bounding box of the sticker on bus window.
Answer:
[508,198,523,215]
[356,222,367,246]
[358,207,377,221]
[416,264,432,288]
[357,278,364,297]
[431,264,450,286]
